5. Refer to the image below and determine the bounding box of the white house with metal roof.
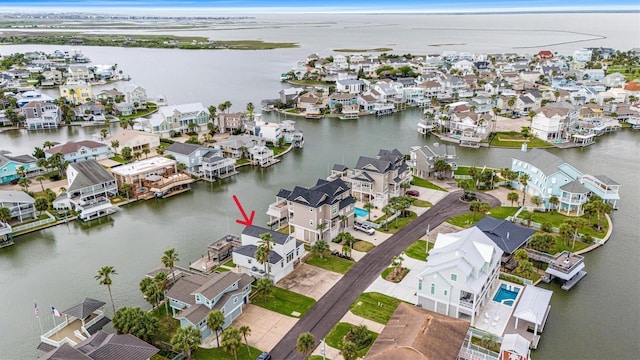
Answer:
[416,227,503,324]
[0,190,36,222]
[144,103,209,137]
[232,225,305,283]
[512,285,552,342]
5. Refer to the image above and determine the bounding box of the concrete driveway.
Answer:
[277,264,342,300]
[365,257,427,304]
[228,305,298,352]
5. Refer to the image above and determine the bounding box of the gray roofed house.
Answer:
[234,244,283,264]
[60,160,118,221]
[39,343,93,360]
[409,143,458,179]
[242,225,290,245]
[0,151,40,184]
[0,190,36,222]
[475,216,536,254]
[165,142,213,173]
[59,331,159,360]
[166,271,252,340]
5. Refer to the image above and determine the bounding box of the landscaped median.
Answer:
[325,322,378,358]
[251,286,315,318]
[403,239,433,261]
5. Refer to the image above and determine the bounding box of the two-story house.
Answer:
[530,107,570,140]
[511,148,621,212]
[416,226,503,324]
[104,129,160,152]
[409,143,458,179]
[21,101,61,130]
[268,178,355,244]
[67,65,94,81]
[0,151,41,184]
[166,272,252,340]
[165,143,214,173]
[146,103,210,137]
[123,84,147,109]
[232,226,305,283]
[54,160,118,221]
[217,112,244,134]
[45,140,111,163]
[59,80,93,104]
[0,190,36,222]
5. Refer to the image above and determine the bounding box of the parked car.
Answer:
[256,352,272,360]
[354,222,375,235]
[406,190,420,197]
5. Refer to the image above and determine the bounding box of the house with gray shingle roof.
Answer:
[45,140,111,164]
[511,148,620,212]
[0,190,36,222]
[233,225,305,283]
[409,143,458,179]
[39,331,158,360]
[0,151,40,184]
[166,271,252,340]
[268,178,355,244]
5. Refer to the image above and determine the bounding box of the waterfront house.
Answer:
[146,103,209,137]
[232,225,305,283]
[416,227,503,324]
[104,129,160,152]
[215,135,265,160]
[448,110,492,147]
[0,151,41,184]
[328,148,411,209]
[166,271,252,340]
[268,178,355,243]
[0,190,36,222]
[408,143,458,179]
[166,142,214,173]
[123,83,148,109]
[201,150,237,180]
[110,157,194,199]
[21,101,61,130]
[96,88,124,103]
[217,112,244,134]
[60,80,93,104]
[115,102,133,116]
[67,65,94,81]
[336,79,366,94]
[37,298,112,352]
[367,303,470,360]
[530,107,570,140]
[509,285,552,346]
[475,216,536,270]
[45,140,111,163]
[39,331,159,360]
[510,148,621,211]
[55,160,118,221]
[73,101,106,123]
[328,93,358,111]
[245,119,283,144]
[247,145,275,167]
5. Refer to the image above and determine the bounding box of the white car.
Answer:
[354,222,375,235]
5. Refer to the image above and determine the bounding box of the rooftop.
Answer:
[110,157,176,176]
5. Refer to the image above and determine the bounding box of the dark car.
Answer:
[406,190,420,197]
[256,352,272,360]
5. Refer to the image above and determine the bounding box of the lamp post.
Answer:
[321,338,326,360]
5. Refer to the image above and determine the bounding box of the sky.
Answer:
[0,0,638,14]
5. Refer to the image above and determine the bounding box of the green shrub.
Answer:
[541,222,553,232]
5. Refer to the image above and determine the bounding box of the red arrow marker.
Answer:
[233,194,255,227]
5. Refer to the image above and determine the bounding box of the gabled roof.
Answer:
[475,216,536,254]
[560,180,589,194]
[0,152,38,166]
[234,244,282,264]
[284,178,351,208]
[46,140,107,155]
[166,142,206,156]
[332,164,348,172]
[242,225,290,245]
[39,343,93,360]
[367,303,470,360]
[355,156,392,173]
[512,149,565,177]
[500,334,531,357]
[513,285,553,326]
[0,190,35,204]
[192,272,241,300]
[68,160,115,192]
[62,298,106,319]
[76,331,159,360]
[166,274,209,306]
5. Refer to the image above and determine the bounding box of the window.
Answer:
[450,274,457,281]
[418,280,422,291]
[444,290,448,296]
[287,251,294,263]
[551,177,557,184]
[430,284,435,295]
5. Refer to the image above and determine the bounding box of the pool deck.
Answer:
[473,281,524,337]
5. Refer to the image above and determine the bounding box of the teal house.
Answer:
[0,152,40,185]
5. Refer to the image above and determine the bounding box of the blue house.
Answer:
[166,272,252,340]
[0,151,40,184]
[45,140,111,164]
[510,148,621,213]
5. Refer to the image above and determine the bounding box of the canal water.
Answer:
[0,13,638,358]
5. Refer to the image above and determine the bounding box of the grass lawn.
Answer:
[349,292,402,324]
[486,206,519,220]
[353,241,375,252]
[412,199,432,207]
[149,303,180,344]
[223,260,236,267]
[447,212,481,228]
[551,236,590,254]
[252,286,315,318]
[305,253,355,274]
[517,210,609,239]
[412,176,447,191]
[381,267,410,283]
[490,132,552,148]
[268,145,288,156]
[325,322,378,357]
[378,211,417,234]
[110,155,127,163]
[309,356,327,360]
[193,345,263,360]
[404,240,433,261]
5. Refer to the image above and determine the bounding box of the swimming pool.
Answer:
[354,207,369,218]
[492,283,520,306]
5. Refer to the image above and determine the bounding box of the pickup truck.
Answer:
[354,222,375,235]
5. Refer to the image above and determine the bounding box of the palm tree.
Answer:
[207,310,225,348]
[224,100,232,113]
[469,201,481,220]
[531,196,543,208]
[433,159,452,179]
[520,210,534,228]
[111,140,120,155]
[18,177,31,193]
[296,332,316,359]
[35,176,46,192]
[549,195,559,213]
[258,233,275,276]
[316,222,327,242]
[119,118,129,130]
[507,192,519,207]
[381,205,394,230]
[222,326,243,360]
[254,246,270,276]
[161,248,180,285]
[311,240,330,259]
[400,181,411,194]
[565,218,587,249]
[338,214,348,231]
[120,183,132,200]
[171,326,201,360]
[342,244,351,258]
[156,146,165,156]
[519,173,530,206]
[391,253,404,278]
[363,202,374,221]
[0,207,11,224]
[100,127,109,140]
[253,277,273,301]
[142,148,151,159]
[95,266,117,314]
[246,102,255,120]
[239,325,252,356]
[341,341,358,360]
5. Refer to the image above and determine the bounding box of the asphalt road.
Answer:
[270,190,500,359]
